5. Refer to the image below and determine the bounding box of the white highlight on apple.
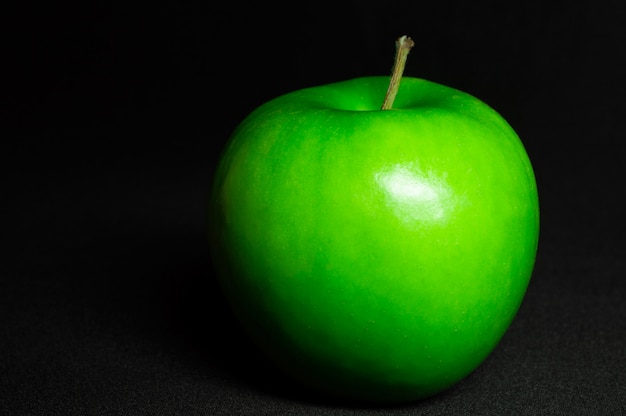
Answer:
[375,164,453,227]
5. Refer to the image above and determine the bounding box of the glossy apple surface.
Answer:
[209,76,539,403]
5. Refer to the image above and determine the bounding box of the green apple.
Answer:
[209,39,539,403]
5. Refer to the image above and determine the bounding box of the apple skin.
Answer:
[209,76,539,403]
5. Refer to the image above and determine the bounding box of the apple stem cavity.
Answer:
[381,35,415,110]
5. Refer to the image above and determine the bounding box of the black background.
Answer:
[4,0,625,414]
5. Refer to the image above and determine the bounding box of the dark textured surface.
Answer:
[4,1,625,414]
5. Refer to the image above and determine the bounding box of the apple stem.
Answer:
[381,35,415,110]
